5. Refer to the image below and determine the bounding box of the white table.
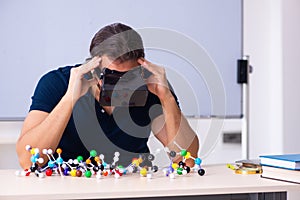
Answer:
[1,165,299,200]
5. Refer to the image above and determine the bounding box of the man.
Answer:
[16,23,199,168]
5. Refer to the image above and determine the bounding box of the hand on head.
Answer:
[66,56,102,103]
[137,58,171,101]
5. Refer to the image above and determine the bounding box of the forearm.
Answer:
[160,92,199,162]
[16,94,74,169]
[159,92,182,144]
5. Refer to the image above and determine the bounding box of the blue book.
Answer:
[260,154,300,170]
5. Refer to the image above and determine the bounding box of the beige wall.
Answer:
[244,0,300,157]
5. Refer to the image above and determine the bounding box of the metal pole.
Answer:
[241,55,250,159]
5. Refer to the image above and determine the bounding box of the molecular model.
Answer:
[15,144,205,180]
[15,145,121,179]
[163,142,205,179]
[126,152,159,179]
[15,145,45,178]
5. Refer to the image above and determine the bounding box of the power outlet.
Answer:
[223,132,241,144]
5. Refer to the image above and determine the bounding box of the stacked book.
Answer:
[260,154,300,184]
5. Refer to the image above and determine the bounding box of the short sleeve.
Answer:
[29,70,68,113]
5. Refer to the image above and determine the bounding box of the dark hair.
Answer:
[89,23,145,62]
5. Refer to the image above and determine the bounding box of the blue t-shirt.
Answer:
[29,65,179,165]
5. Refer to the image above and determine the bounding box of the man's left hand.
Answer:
[137,58,172,102]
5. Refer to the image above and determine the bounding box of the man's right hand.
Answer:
[65,56,101,104]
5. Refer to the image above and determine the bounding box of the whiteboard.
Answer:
[0,0,242,119]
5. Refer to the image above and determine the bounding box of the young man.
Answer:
[16,23,199,168]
